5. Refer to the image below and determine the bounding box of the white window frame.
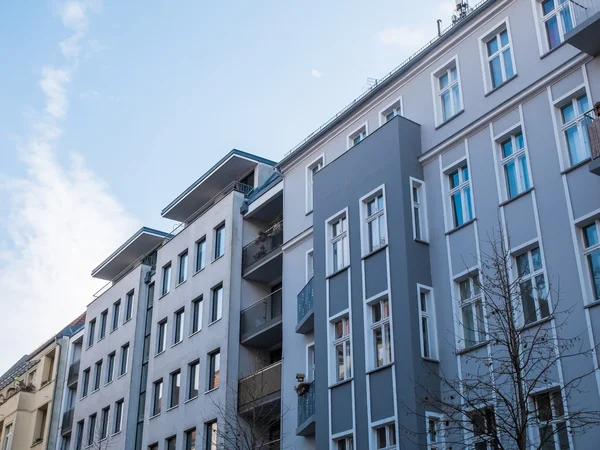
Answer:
[331,315,352,383]
[347,122,368,149]
[173,308,185,345]
[210,284,223,323]
[557,90,592,167]
[456,272,487,349]
[530,387,571,450]
[367,296,393,369]
[425,412,444,450]
[360,186,388,256]
[497,128,532,200]
[467,406,497,450]
[178,250,188,284]
[119,343,129,376]
[431,56,463,126]
[2,423,13,450]
[478,19,517,93]
[332,434,354,450]
[161,263,171,296]
[327,210,350,275]
[306,249,314,282]
[581,220,600,304]
[410,178,428,242]
[306,342,316,382]
[214,223,226,260]
[538,0,576,52]
[305,154,324,214]
[378,96,403,126]
[195,237,206,273]
[417,285,438,360]
[190,296,203,335]
[372,420,397,450]
[514,244,550,326]
[156,319,167,354]
[444,159,473,230]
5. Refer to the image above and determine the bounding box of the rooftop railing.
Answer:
[242,221,283,272]
[240,289,282,342]
[297,277,314,324]
[570,0,600,27]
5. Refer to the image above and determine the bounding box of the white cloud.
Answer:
[311,69,323,79]
[0,0,136,373]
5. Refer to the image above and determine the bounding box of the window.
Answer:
[448,163,473,228]
[210,285,223,323]
[541,0,574,50]
[208,350,220,390]
[125,290,134,322]
[374,422,396,449]
[100,406,109,440]
[195,238,206,272]
[459,275,486,348]
[112,300,120,331]
[307,250,314,281]
[500,132,531,199]
[426,414,443,450]
[532,389,570,450]
[306,156,324,212]
[411,179,428,241]
[370,298,392,368]
[334,435,354,450]
[93,360,102,391]
[149,444,158,450]
[106,352,115,384]
[157,319,167,354]
[42,350,55,384]
[74,420,84,450]
[419,287,438,359]
[364,192,386,253]
[332,317,352,382]
[191,296,203,334]
[119,343,129,376]
[348,123,368,148]
[166,436,177,450]
[205,421,218,450]
[380,97,402,124]
[185,428,196,450]
[161,263,172,296]
[560,94,591,166]
[114,399,124,434]
[188,360,200,399]
[173,308,185,344]
[330,215,349,273]
[152,379,163,416]
[81,368,90,398]
[214,224,225,259]
[484,27,515,89]
[240,170,255,188]
[583,222,600,302]
[87,318,96,347]
[468,407,497,450]
[87,414,96,446]
[99,311,108,340]
[516,246,549,325]
[435,60,462,122]
[33,404,47,443]
[2,424,12,450]
[169,370,181,408]
[178,250,188,284]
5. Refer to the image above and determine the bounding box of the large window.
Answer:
[185,428,196,450]
[112,300,120,331]
[2,424,12,450]
[332,317,352,382]
[205,421,218,450]
[484,26,515,89]
[178,250,188,284]
[468,407,497,450]
[306,157,324,213]
[516,246,549,325]
[411,179,428,241]
[119,343,129,376]
[583,221,600,302]
[87,318,96,347]
[330,215,349,273]
[208,350,221,391]
[161,263,172,296]
[99,310,108,340]
[210,285,223,323]
[214,224,225,260]
[191,296,203,334]
[157,319,167,354]
[195,237,206,272]
[174,308,185,344]
[114,399,124,434]
[74,421,84,450]
[100,406,109,440]
[426,413,443,450]
[124,290,134,322]
[106,352,115,384]
[93,360,102,391]
[188,360,200,399]
[541,0,574,50]
[500,132,531,199]
[87,414,96,446]
[370,298,392,368]
[169,370,181,408]
[374,422,396,450]
[334,435,354,450]
[459,275,486,348]
[152,379,163,416]
[419,287,438,359]
[166,436,176,450]
[532,389,570,450]
[435,60,462,122]
[364,192,386,253]
[448,163,473,228]
[560,94,591,166]
[81,368,90,398]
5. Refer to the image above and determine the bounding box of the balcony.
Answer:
[67,360,80,387]
[296,381,316,437]
[240,290,282,347]
[242,221,283,283]
[61,408,74,436]
[587,108,600,175]
[565,0,600,56]
[296,277,314,334]
[238,361,282,417]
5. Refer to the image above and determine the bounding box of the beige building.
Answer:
[0,314,85,450]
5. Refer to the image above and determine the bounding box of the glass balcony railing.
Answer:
[238,361,282,411]
[61,408,74,436]
[297,381,315,427]
[570,0,600,28]
[240,290,282,344]
[242,221,283,273]
[297,277,314,325]
[67,360,80,387]
[585,109,600,160]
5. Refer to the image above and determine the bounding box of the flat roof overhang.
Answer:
[161,149,277,222]
[91,227,170,280]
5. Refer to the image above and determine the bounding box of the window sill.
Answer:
[326,265,349,280]
[149,413,161,420]
[328,377,353,389]
[80,395,88,401]
[519,315,553,332]
[499,187,534,207]
[484,74,518,97]
[189,329,202,338]
[415,238,430,246]
[205,387,219,395]
[208,318,222,327]
[123,318,132,326]
[212,254,225,264]
[421,357,440,364]
[184,396,198,404]
[176,280,187,288]
[445,218,477,236]
[104,380,113,387]
[91,388,99,395]
[305,210,313,217]
[155,350,166,358]
[193,268,205,277]
[159,292,170,300]
[111,431,122,437]
[110,327,118,334]
[560,157,591,175]
[584,300,600,310]
[366,362,394,375]
[166,405,179,412]
[456,340,489,355]
[434,109,465,130]
[31,440,43,448]
[171,340,183,348]
[98,336,105,343]
[361,244,388,261]
[540,41,568,59]
[117,372,127,379]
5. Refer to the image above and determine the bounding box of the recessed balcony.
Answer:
[565,0,600,56]
[242,221,283,283]
[296,381,315,436]
[61,408,74,436]
[67,360,80,388]
[240,289,282,347]
[587,108,600,175]
[296,277,314,334]
[238,361,282,417]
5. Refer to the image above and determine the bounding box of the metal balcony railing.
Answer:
[297,381,316,427]
[238,361,282,410]
[242,221,283,272]
[240,290,282,342]
[67,360,80,387]
[297,277,314,324]
[61,408,74,436]
[585,109,600,160]
[569,0,600,27]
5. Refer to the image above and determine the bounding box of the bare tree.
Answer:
[87,424,116,450]
[415,227,600,450]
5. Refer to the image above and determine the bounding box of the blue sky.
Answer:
[0,0,453,372]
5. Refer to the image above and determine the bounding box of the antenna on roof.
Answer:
[362,77,378,92]
[452,0,469,23]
